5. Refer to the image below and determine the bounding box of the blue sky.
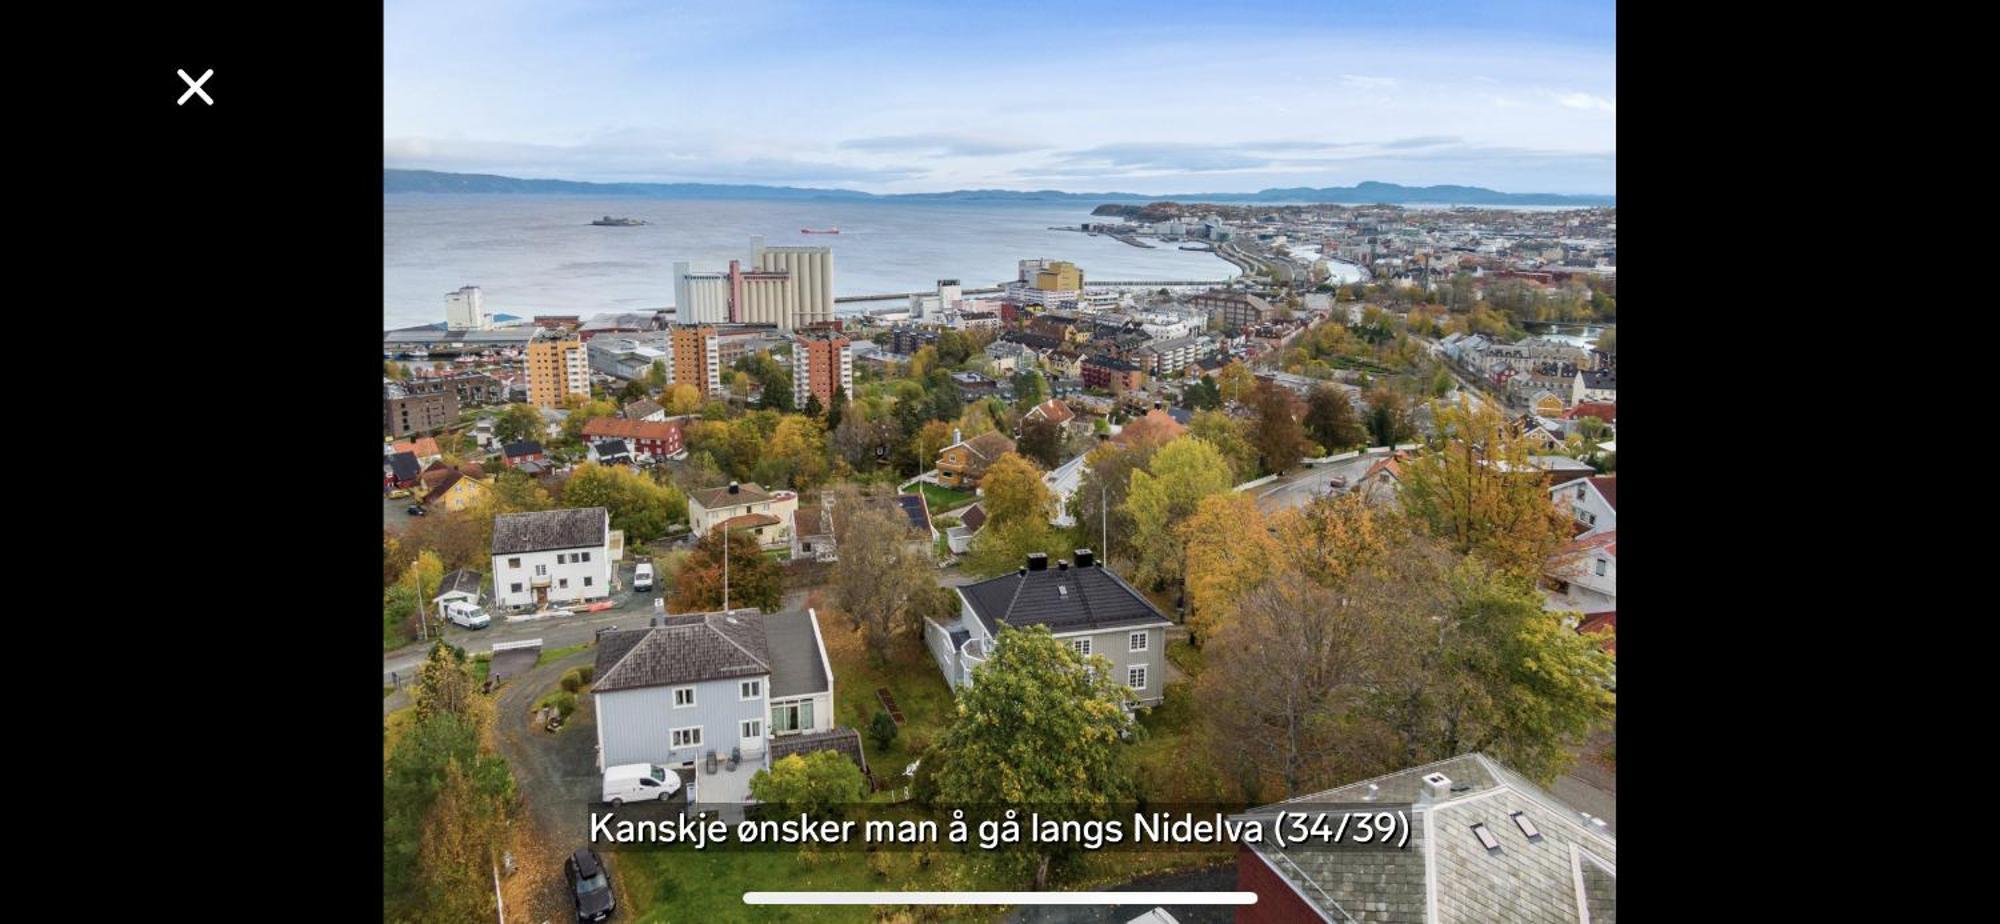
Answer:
[384,0,1614,194]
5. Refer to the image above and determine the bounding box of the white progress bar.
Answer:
[745,892,1257,905]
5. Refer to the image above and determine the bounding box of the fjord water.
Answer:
[383,195,1241,330]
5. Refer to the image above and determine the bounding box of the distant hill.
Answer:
[384,169,1613,207]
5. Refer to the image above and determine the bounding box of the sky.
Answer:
[384,0,1614,195]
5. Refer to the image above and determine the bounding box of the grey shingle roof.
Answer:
[623,398,664,419]
[958,560,1172,636]
[690,482,775,510]
[436,568,482,599]
[592,609,772,693]
[764,611,830,698]
[1243,753,1616,924]
[491,507,608,555]
[769,727,869,778]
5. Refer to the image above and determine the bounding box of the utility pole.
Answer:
[1101,481,1108,564]
[722,525,730,611]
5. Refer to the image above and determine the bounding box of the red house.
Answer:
[579,417,684,459]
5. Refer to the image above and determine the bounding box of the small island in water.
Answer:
[591,216,646,226]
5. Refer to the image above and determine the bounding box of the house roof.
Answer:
[769,727,869,777]
[1241,752,1616,924]
[592,439,631,459]
[765,610,831,697]
[593,609,773,693]
[794,507,829,539]
[941,431,1016,469]
[896,493,933,535]
[691,482,775,510]
[1588,476,1616,511]
[582,417,682,442]
[1577,611,1616,654]
[1564,401,1617,423]
[421,468,468,505]
[623,398,664,419]
[1565,529,1617,558]
[719,512,782,531]
[387,451,421,481]
[1026,398,1075,425]
[391,437,442,458]
[502,440,544,458]
[491,507,608,555]
[434,568,482,599]
[958,558,1172,637]
[958,503,987,533]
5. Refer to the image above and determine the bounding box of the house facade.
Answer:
[923,550,1171,707]
[1553,475,1616,537]
[490,507,613,609]
[936,430,1017,490]
[581,417,685,460]
[592,609,854,801]
[687,482,799,550]
[1545,529,1617,615]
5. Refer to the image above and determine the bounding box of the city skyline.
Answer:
[384,0,1616,195]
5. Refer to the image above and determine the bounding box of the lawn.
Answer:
[612,840,1012,923]
[914,482,978,514]
[819,617,958,779]
[536,642,591,666]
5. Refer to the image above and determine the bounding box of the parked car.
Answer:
[565,847,616,922]
[633,562,654,593]
[387,488,412,499]
[601,763,681,807]
[405,504,426,517]
[443,601,489,629]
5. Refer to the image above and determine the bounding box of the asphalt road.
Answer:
[1247,454,1381,515]
[384,559,657,685]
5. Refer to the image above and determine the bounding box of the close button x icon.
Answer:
[178,69,213,106]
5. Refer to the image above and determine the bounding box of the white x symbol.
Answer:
[178,69,214,106]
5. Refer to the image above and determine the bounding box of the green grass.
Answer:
[383,686,395,699]
[915,482,978,513]
[611,841,1012,923]
[823,627,958,778]
[473,654,492,684]
[536,643,591,666]
[1166,639,1204,678]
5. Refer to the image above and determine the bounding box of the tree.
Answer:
[1215,361,1256,406]
[829,487,940,659]
[826,385,848,433]
[1396,399,1574,583]
[561,398,620,443]
[803,391,824,420]
[1011,369,1047,410]
[1124,437,1234,590]
[492,403,544,445]
[486,468,552,514]
[1594,326,1616,353]
[1247,380,1310,475]
[748,751,869,820]
[870,709,900,751]
[1183,375,1222,411]
[414,757,502,923]
[756,415,831,491]
[1304,385,1365,453]
[1179,493,1282,646]
[648,359,668,389]
[1072,441,1156,571]
[1188,410,1257,482]
[668,528,784,613]
[932,625,1135,888]
[663,383,704,415]
[962,517,1073,579]
[978,453,1052,528]
[383,710,512,917]
[616,378,648,404]
[1017,417,1064,469]
[411,640,473,725]
[560,463,687,539]
[912,420,956,474]
[833,407,899,471]
[1365,388,1415,447]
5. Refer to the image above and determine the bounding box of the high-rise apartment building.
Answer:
[445,286,488,330]
[791,332,852,409]
[673,262,730,325]
[527,335,590,408]
[667,325,722,396]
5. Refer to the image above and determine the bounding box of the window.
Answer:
[1127,666,1147,691]
[771,699,814,734]
[740,680,762,700]
[1071,639,1092,657]
[671,727,702,749]
[1129,632,1148,653]
[508,557,520,569]
[1575,485,1586,499]
[510,583,522,593]
[583,577,593,587]
[558,578,569,589]
[1595,559,1607,576]
[673,687,695,708]
[535,564,547,576]
[741,719,762,739]
[555,553,566,564]
[581,551,591,562]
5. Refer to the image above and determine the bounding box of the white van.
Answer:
[602,763,681,806]
[444,601,490,629]
[633,562,655,593]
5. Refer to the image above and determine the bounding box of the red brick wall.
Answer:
[1235,846,1328,924]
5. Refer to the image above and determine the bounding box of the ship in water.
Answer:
[592,216,646,226]
[800,227,840,234]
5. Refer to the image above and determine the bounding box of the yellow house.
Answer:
[1533,393,1567,417]
[421,466,491,513]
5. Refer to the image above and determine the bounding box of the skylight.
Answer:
[1510,811,1542,841]
[1470,823,1501,853]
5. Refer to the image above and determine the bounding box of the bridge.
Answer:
[834,280,1231,304]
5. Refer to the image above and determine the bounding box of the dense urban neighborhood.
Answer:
[383,203,1616,923]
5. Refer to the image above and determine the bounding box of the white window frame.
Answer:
[671,726,703,749]
[1127,665,1148,691]
[672,686,696,709]
[1071,638,1092,657]
[740,679,762,701]
[1129,632,1148,653]
[741,719,762,739]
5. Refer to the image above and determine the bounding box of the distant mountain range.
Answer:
[384,169,1614,207]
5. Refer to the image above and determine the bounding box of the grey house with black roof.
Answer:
[592,608,848,802]
[924,549,1172,706]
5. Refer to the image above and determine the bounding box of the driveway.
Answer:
[1248,454,1380,515]
[491,646,604,921]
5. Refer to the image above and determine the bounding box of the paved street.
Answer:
[1246,454,1381,514]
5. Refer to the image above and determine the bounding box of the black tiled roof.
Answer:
[387,451,421,481]
[503,440,544,457]
[958,561,1172,636]
[765,611,830,698]
[592,609,772,693]
[491,507,608,555]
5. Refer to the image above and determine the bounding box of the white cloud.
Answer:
[1340,74,1400,89]
[1556,92,1616,113]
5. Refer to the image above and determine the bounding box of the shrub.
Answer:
[576,665,594,685]
[559,669,583,693]
[870,709,900,751]
[552,692,577,719]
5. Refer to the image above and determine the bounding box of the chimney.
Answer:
[728,481,740,494]
[1057,560,1069,571]
[1421,772,1452,802]
[1027,552,1048,572]
[1074,549,1094,568]
[953,428,962,445]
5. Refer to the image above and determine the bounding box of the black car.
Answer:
[405,504,426,517]
[566,847,615,922]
